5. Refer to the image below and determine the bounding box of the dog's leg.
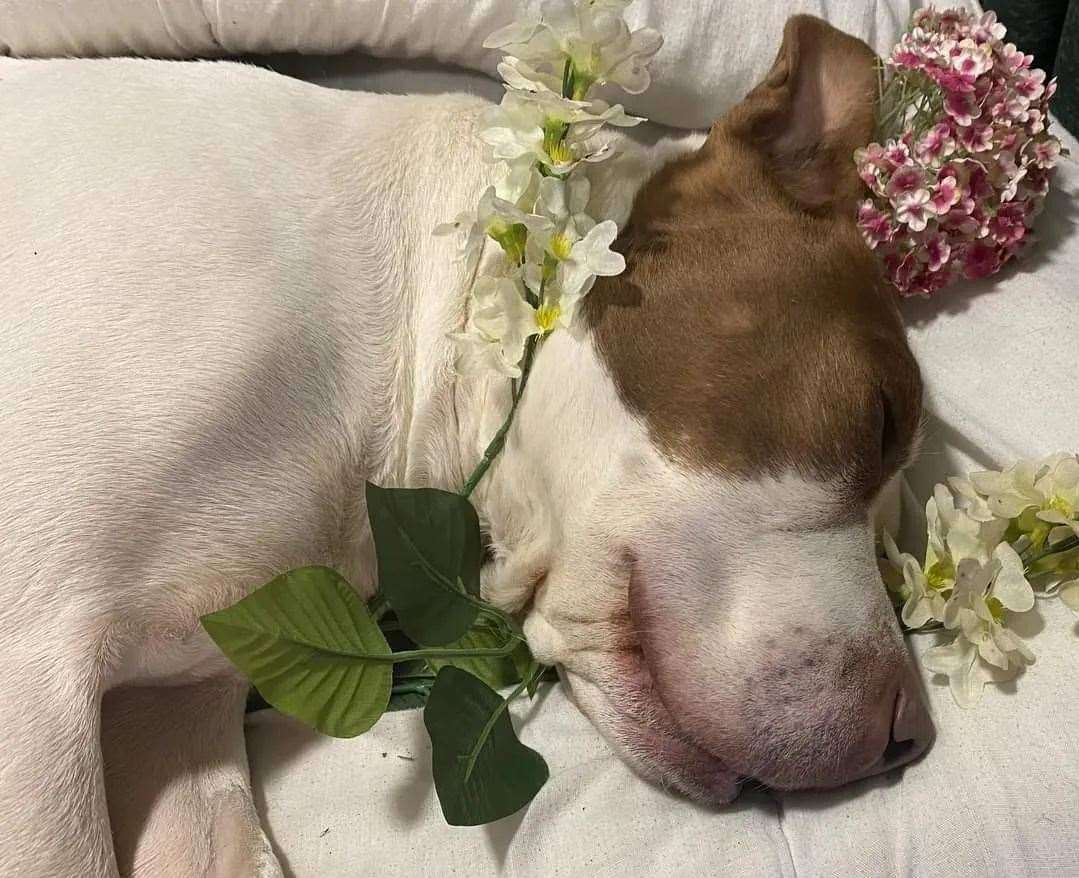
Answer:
[101,679,282,878]
[0,648,118,877]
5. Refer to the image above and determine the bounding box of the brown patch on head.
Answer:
[584,15,921,501]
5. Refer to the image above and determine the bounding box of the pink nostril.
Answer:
[885,679,935,767]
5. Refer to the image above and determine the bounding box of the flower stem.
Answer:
[458,333,540,499]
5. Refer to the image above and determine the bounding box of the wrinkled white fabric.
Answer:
[0,0,978,128]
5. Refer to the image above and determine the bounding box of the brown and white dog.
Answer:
[0,15,930,878]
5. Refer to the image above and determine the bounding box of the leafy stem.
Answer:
[461,662,547,783]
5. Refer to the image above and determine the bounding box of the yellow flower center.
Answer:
[487,221,528,265]
[1048,494,1074,518]
[535,302,561,332]
[549,233,573,261]
[1017,506,1051,549]
[986,596,1006,624]
[925,559,954,591]
[542,118,575,166]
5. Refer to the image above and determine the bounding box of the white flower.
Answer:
[497,56,562,95]
[526,215,624,330]
[894,188,933,231]
[485,0,662,96]
[947,475,996,522]
[434,186,531,274]
[881,531,945,627]
[925,485,1007,575]
[454,276,541,377]
[965,453,1079,543]
[922,626,1033,709]
[921,541,1034,708]
[494,160,541,208]
[479,90,639,175]
[901,557,947,628]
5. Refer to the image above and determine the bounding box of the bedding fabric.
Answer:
[240,66,1079,872]
[0,0,977,129]
[4,0,1073,873]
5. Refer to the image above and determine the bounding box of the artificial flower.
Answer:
[886,453,1079,709]
[961,453,1079,543]
[454,276,542,377]
[434,186,531,274]
[855,6,1065,296]
[479,89,638,175]
[445,0,650,378]
[921,546,1035,707]
[485,0,662,97]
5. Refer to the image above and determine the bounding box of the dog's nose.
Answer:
[886,675,935,764]
[876,671,935,773]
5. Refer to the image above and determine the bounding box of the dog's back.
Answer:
[0,58,491,875]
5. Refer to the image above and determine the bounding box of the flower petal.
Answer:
[1059,580,1079,611]
[991,542,1035,611]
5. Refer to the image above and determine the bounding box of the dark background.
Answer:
[985,0,1078,132]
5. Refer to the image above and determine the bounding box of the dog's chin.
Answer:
[559,663,742,806]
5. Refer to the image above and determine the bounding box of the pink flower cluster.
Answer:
[856,7,1064,296]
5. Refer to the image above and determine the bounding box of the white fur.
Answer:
[0,57,701,875]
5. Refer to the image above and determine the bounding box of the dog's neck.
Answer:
[375,123,703,495]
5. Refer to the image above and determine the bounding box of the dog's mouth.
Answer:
[559,647,743,805]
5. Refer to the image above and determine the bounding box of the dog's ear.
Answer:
[717,14,878,212]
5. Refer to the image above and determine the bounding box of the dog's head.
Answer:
[480,15,930,802]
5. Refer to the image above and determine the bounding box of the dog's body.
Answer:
[2,18,931,877]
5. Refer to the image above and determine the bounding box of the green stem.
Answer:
[461,662,547,783]
[458,334,540,499]
[1023,535,1079,567]
[389,641,524,664]
[901,621,945,635]
[392,681,434,698]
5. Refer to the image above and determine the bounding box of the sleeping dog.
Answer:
[0,15,931,877]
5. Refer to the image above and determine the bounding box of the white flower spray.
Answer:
[882,452,1079,707]
[435,0,661,383]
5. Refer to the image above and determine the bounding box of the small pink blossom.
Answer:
[957,122,993,153]
[884,142,912,166]
[858,200,897,247]
[886,165,926,199]
[952,38,994,80]
[856,5,1063,296]
[930,175,962,214]
[1032,138,1061,169]
[962,241,1001,279]
[924,232,952,271]
[1016,68,1046,101]
[944,90,981,126]
[916,122,957,164]
[990,202,1029,247]
[895,189,934,232]
[972,11,1007,44]
[940,208,981,237]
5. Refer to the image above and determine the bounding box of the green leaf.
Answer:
[424,666,548,826]
[365,483,481,645]
[201,566,392,738]
[426,624,523,691]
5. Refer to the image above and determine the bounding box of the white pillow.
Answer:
[0,0,978,128]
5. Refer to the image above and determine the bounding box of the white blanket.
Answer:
[0,0,969,128]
